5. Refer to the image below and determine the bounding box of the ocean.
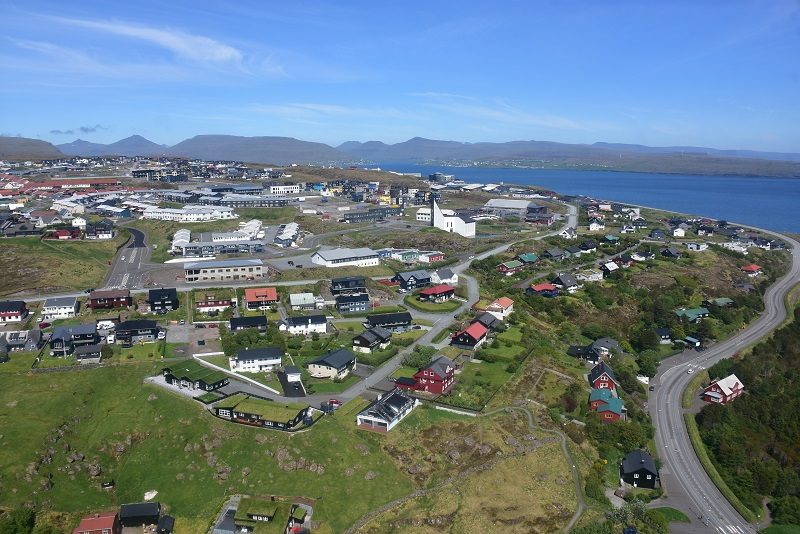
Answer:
[376,164,800,233]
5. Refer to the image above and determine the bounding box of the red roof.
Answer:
[488,296,514,310]
[531,283,557,292]
[459,321,487,340]
[72,512,117,534]
[741,264,762,272]
[245,287,278,302]
[419,284,455,296]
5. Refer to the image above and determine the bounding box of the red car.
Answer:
[207,323,218,328]
[329,399,342,408]
[38,321,51,329]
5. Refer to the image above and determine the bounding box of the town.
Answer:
[0,156,795,534]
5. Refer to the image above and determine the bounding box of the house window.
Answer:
[646,475,652,479]
[634,473,639,478]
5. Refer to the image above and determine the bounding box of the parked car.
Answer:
[295,264,303,268]
[198,340,206,346]
[195,324,206,329]
[179,319,185,325]
[84,287,95,293]
[207,323,218,328]
[38,321,51,329]
[288,260,294,266]
[648,385,655,391]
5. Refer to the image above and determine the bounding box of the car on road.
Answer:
[468,255,475,259]
[406,224,412,228]
[696,345,706,352]
[687,368,694,374]
[288,260,294,266]
[649,385,655,391]
[120,256,125,261]
[179,319,185,325]
[157,331,166,340]
[412,325,422,330]
[295,264,303,268]
[84,288,95,293]
[38,321,51,329]
[197,340,205,346]
[195,324,206,329]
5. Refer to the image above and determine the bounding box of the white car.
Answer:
[687,369,694,374]
[157,331,166,340]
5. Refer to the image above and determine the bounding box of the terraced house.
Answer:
[163,360,229,391]
[184,259,264,283]
[88,289,131,310]
[0,300,28,323]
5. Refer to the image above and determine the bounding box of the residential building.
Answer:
[85,219,114,240]
[268,183,301,195]
[485,297,514,320]
[50,324,98,357]
[676,307,710,323]
[702,374,744,405]
[184,259,264,283]
[496,259,524,276]
[686,242,709,252]
[589,389,625,423]
[0,329,44,359]
[589,361,620,391]
[741,264,762,277]
[162,360,229,391]
[654,327,672,344]
[311,247,380,268]
[620,450,658,489]
[74,344,103,364]
[72,511,122,534]
[356,389,419,432]
[552,273,580,293]
[229,347,283,373]
[290,292,323,311]
[577,269,604,282]
[331,275,367,295]
[392,270,431,291]
[483,198,532,217]
[335,293,370,314]
[517,252,539,264]
[148,288,179,313]
[88,289,131,310]
[366,312,413,332]
[396,356,456,395]
[418,250,445,264]
[474,311,502,330]
[588,218,605,231]
[274,222,299,247]
[115,320,159,344]
[672,226,686,237]
[0,300,28,323]
[417,284,456,303]
[559,227,578,240]
[244,287,279,310]
[141,205,237,222]
[450,321,488,350]
[308,348,357,379]
[542,247,566,261]
[229,316,268,333]
[528,282,559,297]
[352,326,392,353]
[195,292,233,314]
[601,261,620,277]
[430,199,475,238]
[661,247,682,258]
[278,314,327,335]
[430,268,458,285]
[42,296,78,320]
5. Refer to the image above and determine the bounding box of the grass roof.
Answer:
[234,499,292,533]
[166,359,228,385]
[234,398,307,423]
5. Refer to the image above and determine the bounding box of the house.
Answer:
[528,282,559,297]
[649,229,666,240]
[654,327,672,344]
[702,374,744,405]
[552,273,580,293]
[229,315,268,333]
[396,356,456,395]
[497,259,525,276]
[564,245,583,259]
[119,503,161,527]
[74,343,103,364]
[684,336,702,348]
[278,314,327,336]
[591,338,622,360]
[451,321,488,349]
[542,247,566,261]
[352,326,392,353]
[330,275,367,295]
[672,226,686,238]
[0,300,28,323]
[631,251,655,262]
[696,225,715,236]
[311,247,380,268]
[620,450,658,489]
[88,289,131,310]
[621,225,637,234]
[42,296,78,320]
[600,261,619,277]
[85,219,114,240]
[615,253,635,268]
[417,284,456,303]
[393,270,431,291]
[418,250,445,264]
[49,324,98,357]
[517,252,539,265]
[148,288,179,313]
[308,348,357,379]
[661,247,682,258]
[603,234,620,245]
[229,347,282,373]
[156,516,175,534]
[290,292,324,311]
[588,387,625,422]
[686,242,709,252]
[366,312,413,332]
[576,269,603,283]
[184,259,264,283]
[430,199,475,238]
[588,218,605,232]
[0,329,44,358]
[559,227,578,240]
[163,360,229,391]
[741,264,762,277]
[483,198,532,217]
[705,297,734,308]
[430,268,458,285]
[734,282,756,293]
[72,511,122,534]
[244,287,279,310]
[356,388,419,432]
[335,293,371,313]
[485,297,514,320]
[195,292,234,314]
[473,311,502,330]
[676,307,710,323]
[589,361,620,391]
[115,320,159,344]
[580,240,598,253]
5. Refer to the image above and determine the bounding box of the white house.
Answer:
[71,216,87,230]
[311,247,380,268]
[42,296,78,320]
[576,269,603,282]
[621,225,636,234]
[267,183,301,195]
[588,219,605,232]
[485,297,514,321]
[356,389,419,432]
[431,200,475,238]
[141,205,237,222]
[672,227,686,238]
[415,207,432,222]
[559,227,578,240]
[229,347,282,373]
[686,242,709,252]
[430,268,459,285]
[278,314,327,335]
[307,348,357,379]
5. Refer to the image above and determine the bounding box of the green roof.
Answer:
[500,260,524,269]
[214,393,249,411]
[235,499,293,533]
[164,360,228,385]
[221,395,307,423]
[711,297,734,306]
[589,388,614,403]
[676,307,710,320]
[597,397,624,416]
[604,234,620,241]
[518,253,538,263]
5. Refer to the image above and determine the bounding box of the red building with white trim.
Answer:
[702,374,744,405]
[396,356,456,395]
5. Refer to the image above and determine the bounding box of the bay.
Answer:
[377,164,800,233]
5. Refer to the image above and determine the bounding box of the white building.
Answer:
[356,389,419,432]
[42,297,78,320]
[430,268,459,285]
[311,248,380,268]
[672,227,686,238]
[289,293,324,311]
[431,200,475,238]
[229,347,282,373]
[415,207,432,222]
[142,205,237,222]
[686,242,709,252]
[588,220,606,232]
[559,227,578,240]
[183,259,264,283]
[278,315,328,335]
[268,183,302,195]
[71,216,87,230]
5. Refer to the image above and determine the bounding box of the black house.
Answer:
[335,293,370,314]
[392,270,431,291]
[365,312,413,332]
[230,315,268,333]
[330,276,366,295]
[50,324,98,357]
[620,450,658,489]
[120,502,161,527]
[352,326,392,352]
[148,288,179,313]
[116,320,159,344]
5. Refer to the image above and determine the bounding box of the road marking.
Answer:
[121,273,129,287]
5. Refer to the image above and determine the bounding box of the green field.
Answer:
[0,233,128,296]
[403,295,462,313]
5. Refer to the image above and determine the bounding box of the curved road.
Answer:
[650,232,800,534]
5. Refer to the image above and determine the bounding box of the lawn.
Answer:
[481,341,524,361]
[437,360,515,410]
[273,265,393,282]
[0,363,414,533]
[649,507,690,523]
[303,373,360,394]
[498,326,524,343]
[0,233,128,297]
[238,371,281,390]
[402,295,462,313]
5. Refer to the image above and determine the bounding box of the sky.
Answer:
[1,0,799,151]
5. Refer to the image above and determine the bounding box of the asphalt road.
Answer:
[650,232,800,534]
[103,227,153,289]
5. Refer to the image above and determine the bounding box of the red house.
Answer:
[702,374,744,404]
[588,362,619,392]
[244,287,279,310]
[741,264,762,277]
[52,228,80,240]
[589,388,625,423]
[0,300,28,323]
[88,289,132,310]
[450,321,488,349]
[528,282,559,297]
[396,356,456,395]
[418,284,456,303]
[496,260,525,276]
[72,511,122,534]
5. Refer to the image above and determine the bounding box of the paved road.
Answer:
[103,227,153,289]
[650,232,800,534]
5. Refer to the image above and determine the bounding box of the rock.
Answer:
[355,443,370,456]
[242,467,251,478]
[478,444,492,455]
[88,463,102,477]
[206,453,218,467]
[255,434,269,444]
[184,443,193,453]
[407,464,422,475]
[114,443,126,455]
[63,443,70,452]
[344,468,355,477]
[283,460,297,471]
[524,434,537,442]
[297,457,307,470]
[364,470,378,480]
[26,462,38,475]
[505,436,520,447]
[175,473,184,481]
[463,436,475,447]
[448,449,461,461]
[147,394,158,401]
[315,465,325,475]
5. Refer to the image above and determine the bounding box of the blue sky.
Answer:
[1,0,799,151]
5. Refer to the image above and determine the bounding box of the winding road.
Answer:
[649,232,800,534]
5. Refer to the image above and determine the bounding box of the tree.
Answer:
[637,352,659,378]
[0,508,35,534]
[770,496,800,525]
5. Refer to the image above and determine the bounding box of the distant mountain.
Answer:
[58,135,167,157]
[592,142,800,163]
[0,136,64,161]
[169,135,345,164]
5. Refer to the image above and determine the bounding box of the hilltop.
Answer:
[169,135,343,164]
[0,137,64,161]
